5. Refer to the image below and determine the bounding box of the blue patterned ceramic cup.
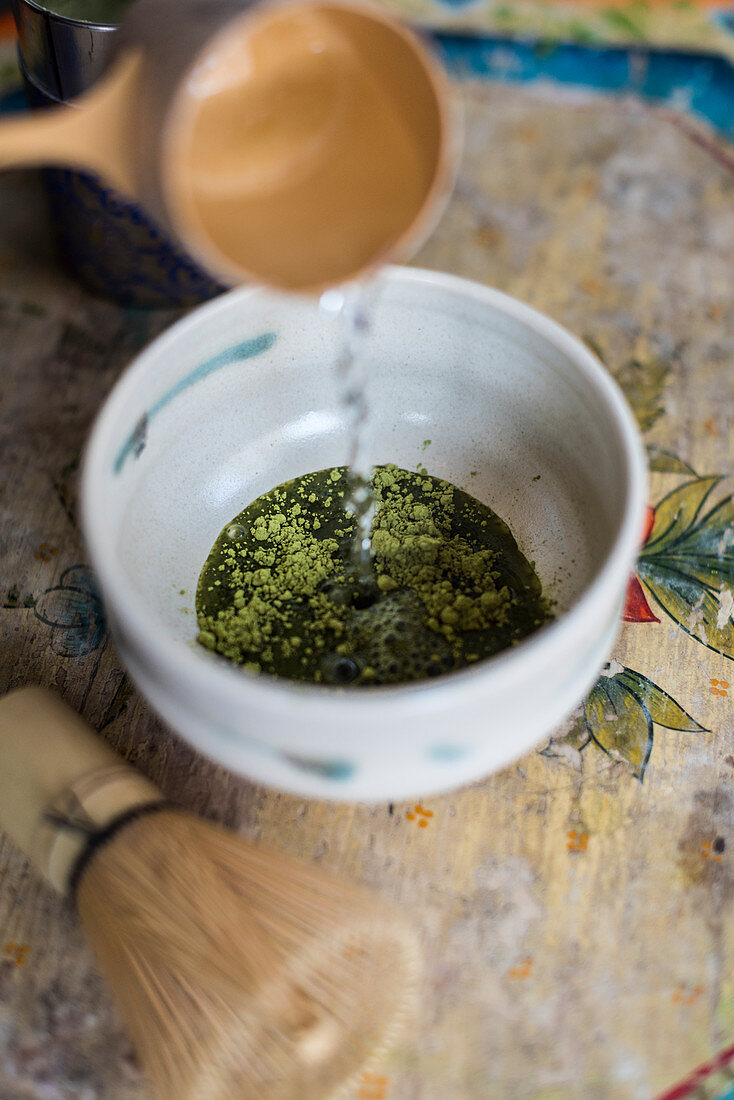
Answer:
[13,0,222,306]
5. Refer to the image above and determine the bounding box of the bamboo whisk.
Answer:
[0,687,420,1099]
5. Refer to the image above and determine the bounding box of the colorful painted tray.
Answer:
[0,9,732,1100]
[379,0,734,64]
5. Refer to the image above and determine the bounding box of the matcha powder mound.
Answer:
[196,464,552,686]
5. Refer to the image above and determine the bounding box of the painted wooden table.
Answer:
[1,61,733,1100]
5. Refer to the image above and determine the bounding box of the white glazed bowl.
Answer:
[81,267,646,801]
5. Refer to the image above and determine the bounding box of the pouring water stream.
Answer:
[320,280,382,578]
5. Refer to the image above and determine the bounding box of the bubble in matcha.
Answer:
[195,465,552,686]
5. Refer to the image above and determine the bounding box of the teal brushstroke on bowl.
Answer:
[283,754,357,781]
[113,332,277,475]
[429,744,469,762]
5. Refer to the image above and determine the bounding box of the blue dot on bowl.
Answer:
[283,754,356,780]
[429,744,469,762]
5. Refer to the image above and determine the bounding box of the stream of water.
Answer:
[319,279,382,577]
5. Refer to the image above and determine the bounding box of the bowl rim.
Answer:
[80,264,648,716]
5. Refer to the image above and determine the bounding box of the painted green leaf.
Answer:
[637,479,734,658]
[642,476,721,555]
[614,669,706,732]
[585,676,653,779]
[650,492,734,591]
[614,356,670,432]
[646,446,697,477]
[602,6,647,37]
[565,20,602,44]
[637,562,734,659]
[582,667,707,779]
[646,554,732,593]
[668,493,734,566]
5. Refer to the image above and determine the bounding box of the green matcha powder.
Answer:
[196,465,552,686]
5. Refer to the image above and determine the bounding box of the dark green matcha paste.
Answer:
[196,465,552,686]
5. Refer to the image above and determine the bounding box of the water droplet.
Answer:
[320,287,345,317]
[324,655,360,684]
[226,524,245,539]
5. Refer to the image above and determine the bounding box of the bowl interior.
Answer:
[91,271,628,655]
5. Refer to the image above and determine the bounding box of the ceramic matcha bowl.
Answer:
[81,267,646,800]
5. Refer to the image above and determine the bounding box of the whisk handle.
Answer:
[0,687,161,894]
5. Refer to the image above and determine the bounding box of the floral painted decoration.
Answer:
[544,351,732,780]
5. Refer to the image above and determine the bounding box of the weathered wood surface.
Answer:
[1,82,733,1100]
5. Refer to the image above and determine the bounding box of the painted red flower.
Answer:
[623,505,659,623]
